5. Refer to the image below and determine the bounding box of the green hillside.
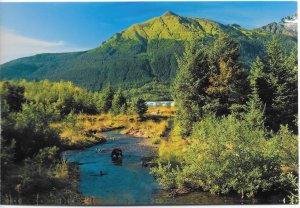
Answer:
[0,11,297,92]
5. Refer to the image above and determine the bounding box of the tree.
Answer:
[3,103,61,160]
[286,46,298,72]
[246,38,297,132]
[172,36,247,137]
[97,84,115,113]
[0,81,25,112]
[263,37,297,132]
[132,98,148,120]
[111,88,127,115]
[206,35,247,116]
[245,57,267,128]
[172,43,210,136]
[35,146,60,165]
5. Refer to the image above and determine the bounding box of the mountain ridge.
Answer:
[1,11,297,91]
[259,13,297,36]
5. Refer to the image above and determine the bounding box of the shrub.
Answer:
[152,114,286,199]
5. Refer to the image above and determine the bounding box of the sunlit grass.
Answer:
[158,135,189,162]
[51,108,176,149]
[147,106,176,117]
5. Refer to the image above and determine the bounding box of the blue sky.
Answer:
[0,1,297,63]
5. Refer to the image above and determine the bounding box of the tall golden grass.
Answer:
[50,106,184,153]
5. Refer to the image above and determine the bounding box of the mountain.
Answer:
[0,11,297,91]
[259,13,297,36]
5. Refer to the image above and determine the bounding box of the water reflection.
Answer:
[112,158,123,166]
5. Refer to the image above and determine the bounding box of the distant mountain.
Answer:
[0,11,297,91]
[259,14,297,36]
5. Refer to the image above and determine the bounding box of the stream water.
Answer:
[63,131,284,205]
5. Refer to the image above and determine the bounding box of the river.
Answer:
[63,130,284,205]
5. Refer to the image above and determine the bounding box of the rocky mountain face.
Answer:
[260,14,297,36]
[0,11,297,91]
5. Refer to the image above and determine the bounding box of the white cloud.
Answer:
[0,29,87,64]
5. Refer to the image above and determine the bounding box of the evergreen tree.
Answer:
[172,43,210,136]
[1,81,25,112]
[97,84,115,113]
[265,37,298,132]
[172,37,247,137]
[286,46,298,72]
[132,98,148,120]
[245,57,266,129]
[111,88,127,115]
[247,38,298,132]
[206,35,247,116]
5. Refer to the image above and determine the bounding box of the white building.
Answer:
[145,101,175,107]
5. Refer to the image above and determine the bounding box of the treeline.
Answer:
[151,35,298,203]
[1,80,149,117]
[123,81,172,101]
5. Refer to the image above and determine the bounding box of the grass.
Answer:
[147,106,175,117]
[50,115,107,149]
[151,137,161,145]
[158,134,190,162]
[51,106,177,150]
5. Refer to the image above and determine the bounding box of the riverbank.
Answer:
[52,111,173,151]
[62,130,286,205]
[1,157,83,205]
[42,162,83,205]
[63,130,161,205]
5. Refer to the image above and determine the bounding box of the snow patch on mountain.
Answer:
[280,14,297,33]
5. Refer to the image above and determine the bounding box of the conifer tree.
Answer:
[286,46,298,72]
[172,44,210,136]
[265,37,298,132]
[1,81,25,112]
[132,98,148,120]
[98,84,115,113]
[206,35,247,116]
[111,88,127,115]
[245,57,266,129]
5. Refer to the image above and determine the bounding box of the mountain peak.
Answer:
[259,13,297,36]
[162,11,178,17]
[280,13,297,24]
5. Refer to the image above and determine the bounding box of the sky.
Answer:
[0,1,297,63]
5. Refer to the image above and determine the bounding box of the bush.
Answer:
[150,162,178,189]
[271,125,298,172]
[152,114,286,198]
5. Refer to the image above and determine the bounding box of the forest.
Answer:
[0,35,298,204]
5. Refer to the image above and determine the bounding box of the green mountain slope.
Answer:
[0,11,297,91]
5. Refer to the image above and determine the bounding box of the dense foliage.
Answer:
[151,36,298,202]
[172,35,249,136]
[0,80,149,204]
[0,81,82,204]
